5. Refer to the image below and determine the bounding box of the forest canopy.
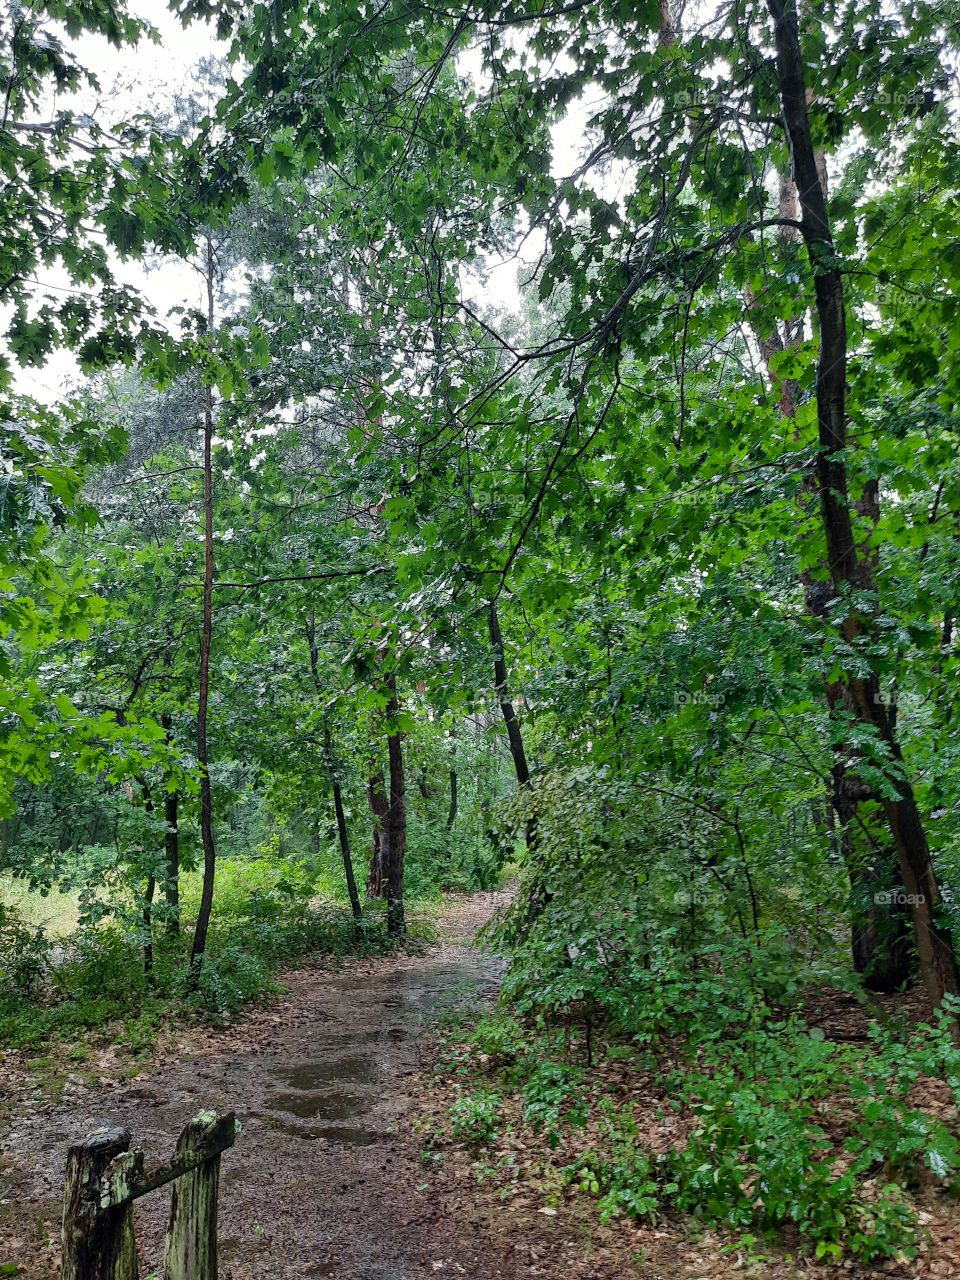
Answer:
[2,0,960,1269]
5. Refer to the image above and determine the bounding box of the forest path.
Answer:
[0,891,513,1280]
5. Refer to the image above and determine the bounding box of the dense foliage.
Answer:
[2,0,960,1263]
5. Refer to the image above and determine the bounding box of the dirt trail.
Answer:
[0,891,513,1280]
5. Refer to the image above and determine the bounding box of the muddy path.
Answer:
[0,892,513,1279]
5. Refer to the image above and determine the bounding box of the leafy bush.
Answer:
[438,987,960,1263]
[449,1088,502,1144]
[54,926,143,1005]
[520,1059,588,1148]
[0,851,399,1047]
[568,1104,659,1223]
[188,944,277,1022]
[0,904,50,1000]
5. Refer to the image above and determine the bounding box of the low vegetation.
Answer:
[3,0,960,1270]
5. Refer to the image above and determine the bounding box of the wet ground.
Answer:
[0,893,513,1279]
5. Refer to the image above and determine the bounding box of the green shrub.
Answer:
[188,944,277,1022]
[0,904,50,1000]
[54,926,143,1005]
[520,1059,588,1148]
[449,1089,502,1144]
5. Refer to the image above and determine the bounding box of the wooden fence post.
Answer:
[61,1128,138,1280]
[163,1111,230,1280]
[60,1111,234,1280]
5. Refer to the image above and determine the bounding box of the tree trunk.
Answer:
[367,768,388,898]
[142,876,155,980]
[767,0,960,1012]
[823,662,913,992]
[746,160,912,992]
[837,788,912,993]
[304,612,363,920]
[324,729,362,921]
[488,599,548,918]
[488,600,530,787]
[137,787,155,979]
[446,766,458,832]
[164,787,180,937]
[383,673,406,935]
[190,231,218,977]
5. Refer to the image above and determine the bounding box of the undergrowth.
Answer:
[431,960,960,1266]
[0,852,429,1054]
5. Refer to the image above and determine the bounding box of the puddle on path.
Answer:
[264,1090,369,1120]
[275,1056,382,1089]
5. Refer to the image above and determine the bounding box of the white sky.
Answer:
[13,2,592,405]
[13,3,225,403]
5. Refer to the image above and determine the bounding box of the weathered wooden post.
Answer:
[59,1111,235,1280]
[61,1128,139,1280]
[163,1111,233,1280]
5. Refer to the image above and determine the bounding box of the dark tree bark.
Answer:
[823,647,913,992]
[767,0,959,1011]
[164,786,180,937]
[488,599,547,918]
[325,728,362,921]
[366,768,388,898]
[446,765,458,832]
[383,672,407,935]
[488,600,530,787]
[137,785,156,978]
[833,770,912,993]
[190,231,219,977]
[304,613,363,921]
[143,875,155,979]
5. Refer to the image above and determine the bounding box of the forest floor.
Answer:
[3,893,959,1280]
[0,891,513,1279]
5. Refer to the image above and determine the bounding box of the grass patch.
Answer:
[0,874,81,936]
[0,851,434,1055]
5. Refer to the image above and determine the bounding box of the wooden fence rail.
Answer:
[60,1110,235,1280]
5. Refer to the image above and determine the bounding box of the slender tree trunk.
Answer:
[163,785,180,937]
[417,771,433,802]
[135,785,156,978]
[446,765,458,832]
[383,673,406,935]
[304,612,363,920]
[190,231,218,976]
[488,599,547,918]
[767,0,959,1011]
[488,600,530,787]
[325,729,362,921]
[367,768,388,897]
[143,875,155,979]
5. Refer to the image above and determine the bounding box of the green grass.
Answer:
[0,850,429,1056]
[0,874,82,935]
